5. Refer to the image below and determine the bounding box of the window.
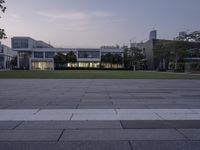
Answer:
[34,52,43,58]
[78,51,100,59]
[12,39,29,48]
[101,52,122,56]
[18,52,32,69]
[45,52,55,58]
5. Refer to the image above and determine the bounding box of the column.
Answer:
[17,53,20,68]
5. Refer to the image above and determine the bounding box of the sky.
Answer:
[1,0,200,48]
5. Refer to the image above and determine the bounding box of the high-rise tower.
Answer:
[149,30,157,40]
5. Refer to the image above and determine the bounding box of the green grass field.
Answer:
[0,70,200,79]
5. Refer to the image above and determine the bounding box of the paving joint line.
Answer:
[119,120,124,129]
[33,109,41,115]
[114,109,118,115]
[69,114,74,120]
[75,104,79,109]
[128,140,134,150]
[57,129,65,142]
[175,129,191,141]
[155,113,165,120]
[12,121,24,130]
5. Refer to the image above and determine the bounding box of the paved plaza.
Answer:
[0,79,200,150]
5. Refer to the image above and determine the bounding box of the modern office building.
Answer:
[12,37,124,70]
[136,39,200,70]
[0,42,17,70]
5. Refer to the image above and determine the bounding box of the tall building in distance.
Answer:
[149,30,157,40]
[175,31,200,42]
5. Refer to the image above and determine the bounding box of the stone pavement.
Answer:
[0,79,200,150]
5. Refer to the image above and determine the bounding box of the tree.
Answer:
[101,53,113,64]
[0,0,7,39]
[124,47,144,70]
[154,40,191,71]
[112,54,123,65]
[66,51,77,63]
[154,41,172,70]
[54,53,66,68]
[10,56,17,68]
[168,41,189,70]
[176,31,200,42]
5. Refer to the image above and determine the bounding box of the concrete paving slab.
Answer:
[115,104,148,109]
[16,121,122,130]
[71,114,160,120]
[0,142,60,150]
[37,110,72,115]
[59,141,132,150]
[146,104,189,109]
[0,130,62,141]
[116,109,155,114]
[130,141,200,150]
[5,106,49,109]
[191,109,200,113]
[0,121,22,130]
[74,109,116,114]
[60,129,186,141]
[40,105,78,109]
[159,114,200,120]
[0,110,39,115]
[121,120,200,129]
[1,79,200,110]
[37,109,116,115]
[78,105,117,109]
[121,120,171,129]
[1,109,200,121]
[47,102,79,106]
[0,114,72,121]
[179,129,200,140]
[79,102,113,105]
[116,109,195,114]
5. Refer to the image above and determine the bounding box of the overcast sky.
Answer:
[1,0,200,48]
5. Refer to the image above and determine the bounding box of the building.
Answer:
[12,37,124,70]
[179,31,187,37]
[175,31,200,42]
[149,30,157,40]
[0,42,17,70]
[136,39,200,70]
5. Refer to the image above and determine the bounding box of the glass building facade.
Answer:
[78,51,100,59]
[12,39,29,49]
[18,52,32,69]
[45,52,55,58]
[31,60,54,70]
[12,37,124,70]
[34,52,43,58]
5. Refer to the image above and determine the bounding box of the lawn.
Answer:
[0,70,200,79]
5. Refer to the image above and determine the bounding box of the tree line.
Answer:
[52,48,145,70]
[0,0,6,39]
[154,40,200,71]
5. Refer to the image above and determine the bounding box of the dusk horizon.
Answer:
[1,0,200,48]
